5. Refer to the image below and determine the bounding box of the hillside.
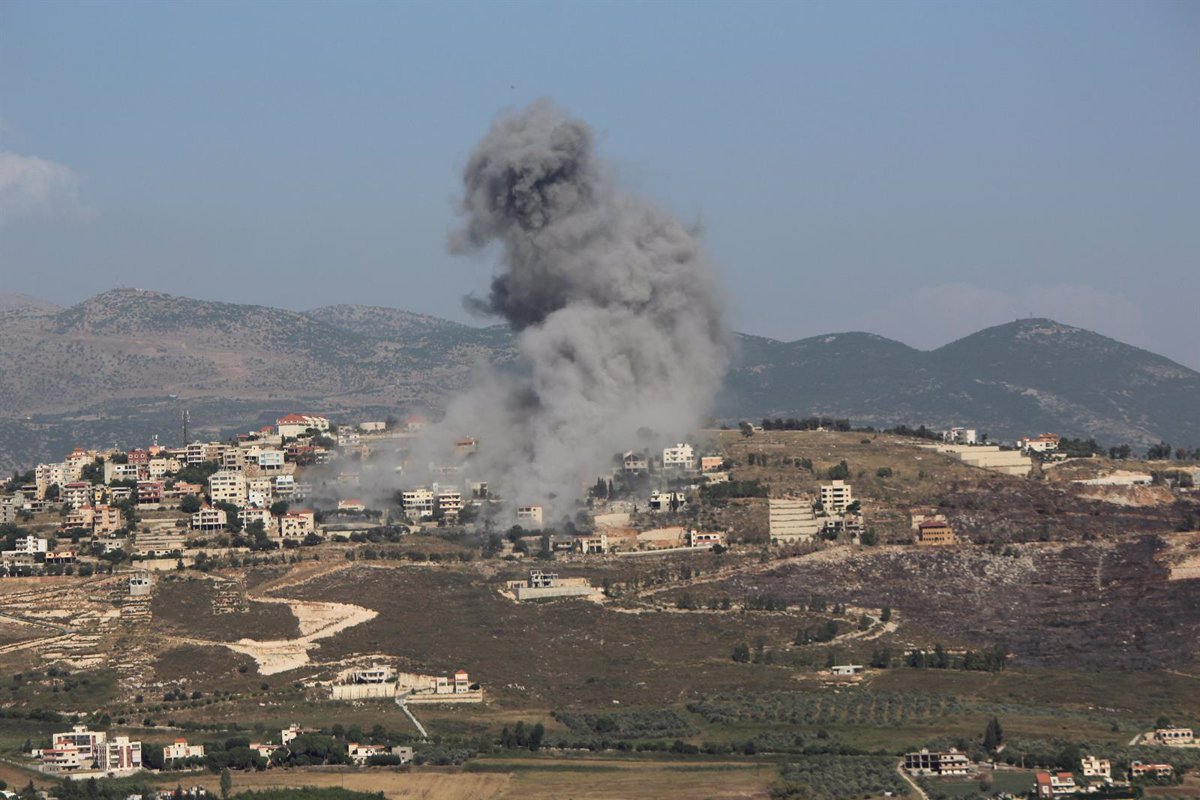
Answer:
[719,319,1200,449]
[0,290,1197,469]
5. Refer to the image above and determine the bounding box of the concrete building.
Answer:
[622,451,649,473]
[903,749,970,776]
[1081,755,1111,780]
[942,427,978,445]
[506,570,597,601]
[575,533,608,554]
[347,743,413,765]
[208,470,247,508]
[1129,761,1174,779]
[687,530,726,549]
[819,480,854,514]
[648,490,688,512]
[700,455,725,473]
[279,510,317,540]
[401,489,435,519]
[137,480,165,505]
[191,506,228,533]
[768,498,820,544]
[915,520,956,546]
[830,664,864,677]
[436,490,463,518]
[927,444,1033,477]
[662,443,695,471]
[62,482,94,509]
[1020,433,1061,453]
[1153,727,1194,746]
[516,505,544,529]
[163,739,205,762]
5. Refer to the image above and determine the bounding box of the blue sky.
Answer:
[2,1,1198,367]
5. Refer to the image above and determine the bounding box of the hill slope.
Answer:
[0,290,1196,469]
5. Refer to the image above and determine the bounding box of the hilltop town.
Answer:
[0,412,1198,799]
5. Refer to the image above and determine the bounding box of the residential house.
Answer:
[903,749,970,776]
[435,491,462,519]
[337,498,367,513]
[93,505,124,534]
[576,533,609,554]
[819,480,854,514]
[1020,433,1061,453]
[662,443,695,471]
[688,530,726,549]
[237,507,276,534]
[516,505,543,529]
[246,477,274,509]
[163,739,205,762]
[103,736,142,771]
[276,414,330,438]
[942,427,978,445]
[622,451,649,473]
[401,489,435,519]
[346,743,413,765]
[279,510,316,540]
[137,480,165,505]
[147,457,182,480]
[208,470,247,508]
[191,506,228,533]
[1081,755,1111,780]
[62,482,93,509]
[648,490,687,512]
[1129,761,1174,779]
[700,455,725,473]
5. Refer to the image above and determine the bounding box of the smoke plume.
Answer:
[428,100,729,516]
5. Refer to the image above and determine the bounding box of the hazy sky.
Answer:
[2,1,1198,367]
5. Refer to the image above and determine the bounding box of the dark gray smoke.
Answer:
[431,100,729,514]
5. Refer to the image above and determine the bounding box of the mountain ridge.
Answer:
[0,289,1197,470]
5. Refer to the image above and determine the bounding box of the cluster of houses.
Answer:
[767,480,863,545]
[31,721,416,777]
[33,724,144,776]
[0,413,431,572]
[905,746,1182,794]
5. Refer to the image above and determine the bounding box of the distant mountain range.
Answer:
[0,288,1197,470]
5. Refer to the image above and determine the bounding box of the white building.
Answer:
[516,505,544,529]
[208,470,247,508]
[1081,755,1111,780]
[401,489,435,519]
[163,739,205,762]
[103,736,142,771]
[942,427,977,445]
[279,510,316,540]
[622,451,649,473]
[662,443,695,471]
[819,480,854,514]
[191,506,228,533]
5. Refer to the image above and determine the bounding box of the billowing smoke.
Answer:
[421,100,729,516]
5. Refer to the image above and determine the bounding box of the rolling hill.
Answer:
[0,288,1196,470]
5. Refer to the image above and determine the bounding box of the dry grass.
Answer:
[152,760,770,800]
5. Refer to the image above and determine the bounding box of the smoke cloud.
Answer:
[422,100,730,517]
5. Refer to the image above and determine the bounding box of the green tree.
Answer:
[219,768,232,800]
[982,716,1004,752]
